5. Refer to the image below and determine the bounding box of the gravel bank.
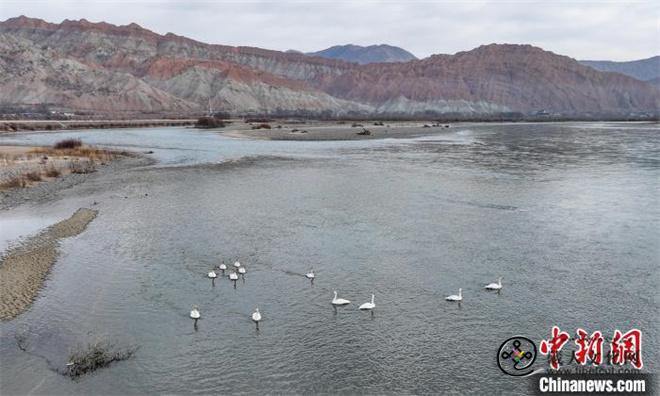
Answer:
[224,122,452,141]
[0,208,98,321]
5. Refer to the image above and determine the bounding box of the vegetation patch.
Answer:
[0,141,122,191]
[63,341,137,379]
[53,138,83,149]
[251,123,272,130]
[195,116,227,129]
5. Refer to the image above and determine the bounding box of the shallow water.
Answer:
[0,122,658,394]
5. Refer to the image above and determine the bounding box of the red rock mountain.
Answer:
[1,16,658,116]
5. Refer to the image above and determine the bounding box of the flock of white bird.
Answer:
[189,260,262,327]
[189,262,503,328]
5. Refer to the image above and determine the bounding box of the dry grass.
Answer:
[0,152,19,163]
[0,141,123,191]
[29,145,118,162]
[24,171,42,182]
[69,159,96,174]
[0,174,27,189]
[251,123,272,130]
[44,166,60,178]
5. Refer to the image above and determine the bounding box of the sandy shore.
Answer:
[0,208,98,320]
[224,121,453,141]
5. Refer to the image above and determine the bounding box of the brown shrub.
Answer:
[63,341,137,379]
[0,176,27,189]
[54,139,83,149]
[195,117,226,129]
[45,166,61,177]
[25,171,42,182]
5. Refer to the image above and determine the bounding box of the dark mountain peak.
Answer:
[580,56,660,81]
[306,44,418,64]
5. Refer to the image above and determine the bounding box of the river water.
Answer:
[0,122,658,394]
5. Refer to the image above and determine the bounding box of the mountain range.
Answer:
[580,56,660,82]
[306,44,418,64]
[0,16,658,118]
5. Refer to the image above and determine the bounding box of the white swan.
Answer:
[229,272,239,281]
[190,306,200,319]
[305,269,315,279]
[485,277,503,290]
[359,294,375,310]
[252,308,261,323]
[445,288,463,302]
[219,263,227,271]
[234,261,241,268]
[207,270,217,279]
[238,267,246,275]
[331,290,350,306]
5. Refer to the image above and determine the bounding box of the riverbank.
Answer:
[0,119,195,133]
[0,208,98,321]
[0,145,153,211]
[0,143,125,189]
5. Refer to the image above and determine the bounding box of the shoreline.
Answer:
[0,208,98,321]
[0,119,196,133]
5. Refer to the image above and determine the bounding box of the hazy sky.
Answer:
[1,0,658,60]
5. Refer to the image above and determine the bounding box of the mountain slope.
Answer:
[306,44,418,64]
[0,32,197,113]
[0,16,367,115]
[1,16,658,117]
[580,56,660,81]
[311,44,659,114]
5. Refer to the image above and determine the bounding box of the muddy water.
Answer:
[0,122,658,394]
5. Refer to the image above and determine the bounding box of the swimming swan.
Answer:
[252,308,261,322]
[445,288,463,302]
[190,306,201,319]
[359,294,375,310]
[234,261,241,268]
[485,277,502,290]
[305,269,315,279]
[229,272,239,281]
[238,267,246,275]
[208,270,217,279]
[331,291,350,306]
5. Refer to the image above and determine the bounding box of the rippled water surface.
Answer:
[1,122,658,394]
